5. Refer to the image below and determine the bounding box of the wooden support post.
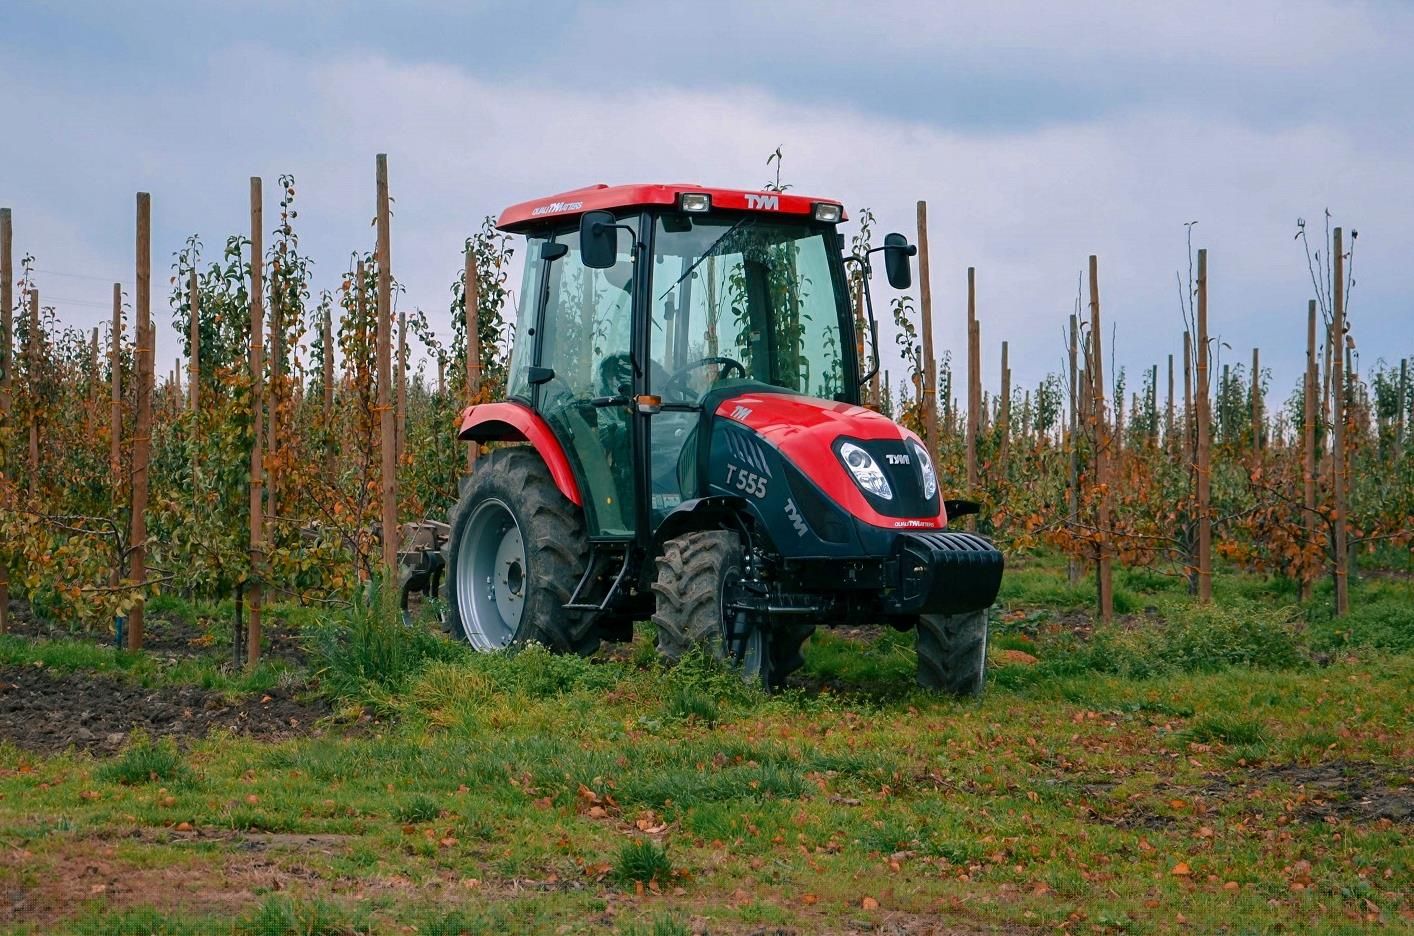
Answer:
[0,208,10,635]
[464,244,481,475]
[376,155,398,576]
[322,302,334,477]
[1150,363,1159,447]
[915,200,939,456]
[1088,256,1113,622]
[27,288,38,493]
[127,193,153,651]
[1166,354,1175,452]
[247,178,265,669]
[110,285,122,480]
[1067,313,1080,586]
[1251,347,1261,457]
[396,308,407,467]
[1330,229,1349,616]
[189,270,199,413]
[998,341,1010,468]
[1195,249,1212,602]
[1302,300,1318,601]
[966,267,979,495]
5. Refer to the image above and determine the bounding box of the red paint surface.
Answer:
[456,402,582,506]
[716,393,947,530]
[497,183,846,231]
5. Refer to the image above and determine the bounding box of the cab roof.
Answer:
[495,183,847,232]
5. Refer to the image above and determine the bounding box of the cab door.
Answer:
[532,224,639,538]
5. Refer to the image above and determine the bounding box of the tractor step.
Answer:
[886,531,1004,616]
[564,543,633,614]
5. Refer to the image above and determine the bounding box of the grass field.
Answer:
[0,558,1409,934]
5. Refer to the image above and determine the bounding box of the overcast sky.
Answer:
[4,0,1412,410]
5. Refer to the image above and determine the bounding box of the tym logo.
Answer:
[886,453,910,465]
[730,405,753,421]
[784,499,808,538]
[745,193,780,210]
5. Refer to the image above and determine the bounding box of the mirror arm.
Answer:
[857,262,883,390]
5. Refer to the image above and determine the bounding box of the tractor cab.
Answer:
[448,184,1003,693]
[497,184,888,540]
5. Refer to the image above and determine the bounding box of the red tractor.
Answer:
[444,184,1003,693]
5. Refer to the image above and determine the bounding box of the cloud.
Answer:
[3,22,1412,412]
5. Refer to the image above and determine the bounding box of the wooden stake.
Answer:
[247,178,265,669]
[915,200,939,456]
[376,155,398,576]
[126,193,153,651]
[110,285,122,481]
[1330,228,1349,615]
[1166,354,1175,452]
[189,270,199,413]
[0,208,10,635]
[464,243,480,475]
[998,341,1010,468]
[1251,347,1261,457]
[1195,249,1212,602]
[322,301,334,477]
[966,268,979,495]
[1067,313,1080,586]
[1302,299,1318,601]
[1150,363,1159,447]
[1088,255,1113,622]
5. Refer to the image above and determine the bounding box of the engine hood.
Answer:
[714,391,947,530]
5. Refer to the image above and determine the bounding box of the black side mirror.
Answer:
[579,210,618,269]
[883,233,916,290]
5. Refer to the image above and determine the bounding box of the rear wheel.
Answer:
[443,448,597,655]
[915,610,989,696]
[652,531,768,687]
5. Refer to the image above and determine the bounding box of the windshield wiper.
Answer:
[657,217,755,301]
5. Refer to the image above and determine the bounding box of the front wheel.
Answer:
[651,531,769,687]
[443,448,596,655]
[915,610,989,696]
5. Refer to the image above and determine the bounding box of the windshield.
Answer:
[649,214,852,402]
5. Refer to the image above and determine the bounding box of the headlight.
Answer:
[838,441,892,500]
[909,440,937,500]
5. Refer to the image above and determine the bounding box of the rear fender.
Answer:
[457,402,582,506]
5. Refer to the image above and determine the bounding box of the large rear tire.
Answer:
[651,531,768,687]
[443,448,597,655]
[915,610,989,697]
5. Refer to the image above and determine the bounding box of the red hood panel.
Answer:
[716,393,946,529]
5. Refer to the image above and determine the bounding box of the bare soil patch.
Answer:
[0,665,329,755]
[1254,761,1412,824]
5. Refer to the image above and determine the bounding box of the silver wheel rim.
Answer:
[456,498,526,651]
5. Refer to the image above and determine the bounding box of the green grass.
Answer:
[613,839,673,885]
[1,555,1410,934]
[96,734,195,786]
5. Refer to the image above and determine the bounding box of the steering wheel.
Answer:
[661,356,747,402]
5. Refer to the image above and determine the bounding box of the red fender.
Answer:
[456,401,582,506]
